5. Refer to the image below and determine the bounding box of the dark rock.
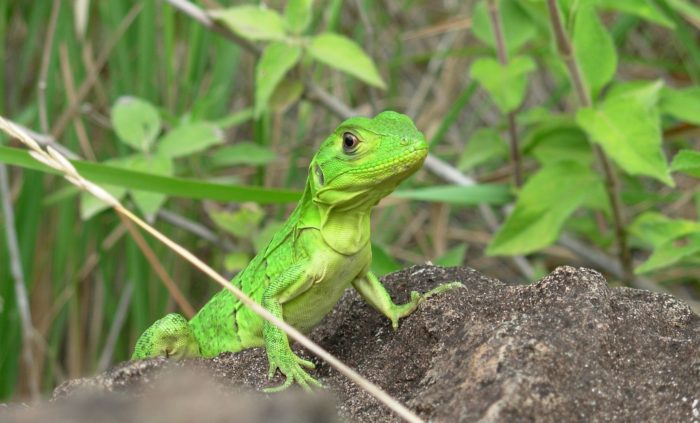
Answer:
[6,368,336,423]
[5,265,699,422]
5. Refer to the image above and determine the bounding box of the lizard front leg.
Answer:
[352,271,462,329]
[261,263,322,392]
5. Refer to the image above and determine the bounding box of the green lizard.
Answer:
[131,111,461,391]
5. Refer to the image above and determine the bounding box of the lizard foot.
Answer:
[389,281,464,329]
[263,352,322,393]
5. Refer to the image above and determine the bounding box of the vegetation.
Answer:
[1,0,700,401]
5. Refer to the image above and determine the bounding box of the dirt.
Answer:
[3,265,700,422]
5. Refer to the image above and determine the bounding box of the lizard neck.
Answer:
[317,203,372,255]
[297,179,373,256]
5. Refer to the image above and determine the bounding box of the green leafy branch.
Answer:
[209,1,385,118]
[478,0,700,283]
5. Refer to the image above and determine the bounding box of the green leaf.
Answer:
[636,233,700,273]
[253,220,284,253]
[157,122,224,158]
[628,211,700,247]
[255,43,302,117]
[487,162,604,256]
[471,0,538,54]
[516,106,553,126]
[434,244,468,267]
[284,0,313,34]
[210,142,277,167]
[458,128,508,171]
[597,0,674,28]
[215,108,254,129]
[268,79,304,113]
[622,176,676,206]
[80,185,126,220]
[126,154,174,221]
[670,149,700,178]
[80,155,133,220]
[0,146,300,204]
[566,214,614,248]
[660,86,700,124]
[666,0,700,29]
[576,95,673,186]
[572,4,617,98]
[580,175,611,214]
[209,5,287,41]
[393,184,512,206]
[308,33,386,89]
[606,80,663,109]
[370,243,401,277]
[470,55,535,113]
[209,204,265,239]
[525,122,592,165]
[224,252,251,273]
[111,96,161,152]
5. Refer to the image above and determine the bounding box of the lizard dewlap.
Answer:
[131,111,461,391]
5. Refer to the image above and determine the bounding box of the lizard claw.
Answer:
[389,281,464,330]
[264,372,323,393]
[424,281,463,298]
[264,352,322,393]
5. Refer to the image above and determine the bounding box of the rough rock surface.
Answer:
[4,265,700,422]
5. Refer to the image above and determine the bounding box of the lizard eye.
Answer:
[342,132,359,154]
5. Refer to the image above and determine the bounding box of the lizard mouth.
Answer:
[316,144,428,195]
[313,147,427,208]
[352,146,428,180]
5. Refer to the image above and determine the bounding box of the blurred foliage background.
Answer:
[1,0,700,401]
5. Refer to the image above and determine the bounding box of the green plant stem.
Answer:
[487,0,522,188]
[487,0,508,65]
[546,0,634,285]
[38,0,62,134]
[50,2,143,139]
[0,164,39,401]
[547,1,591,105]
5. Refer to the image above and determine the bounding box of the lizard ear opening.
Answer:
[314,164,325,186]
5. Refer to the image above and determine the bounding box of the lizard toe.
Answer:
[267,363,279,380]
[424,281,463,298]
[296,356,316,369]
[263,377,295,393]
[264,364,323,393]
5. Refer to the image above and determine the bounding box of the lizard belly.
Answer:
[282,245,369,333]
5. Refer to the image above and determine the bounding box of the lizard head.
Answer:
[309,111,428,210]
